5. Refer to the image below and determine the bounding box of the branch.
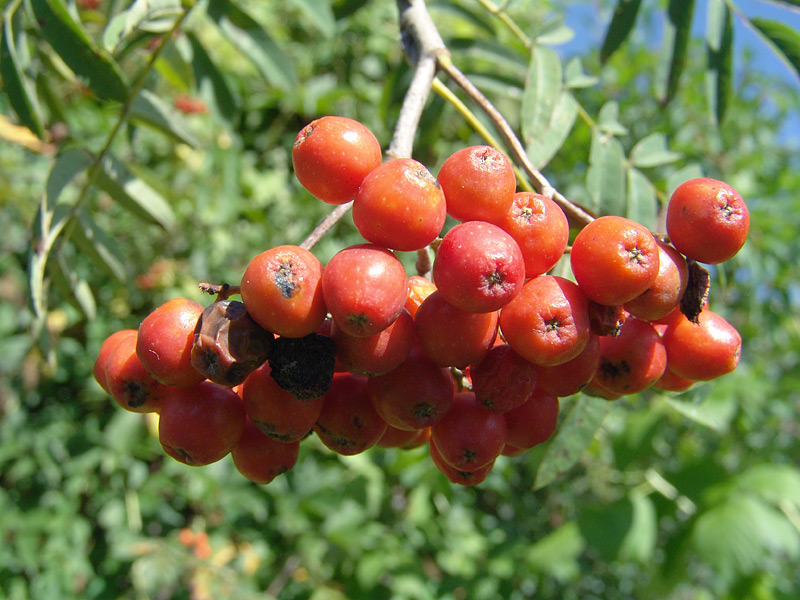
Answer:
[392,0,594,226]
[300,0,446,249]
[437,56,594,226]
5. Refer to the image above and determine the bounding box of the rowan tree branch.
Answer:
[300,0,446,249]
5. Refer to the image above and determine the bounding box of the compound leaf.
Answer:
[207,0,297,91]
[656,0,696,104]
[534,396,609,490]
[1,8,45,138]
[705,0,733,125]
[29,148,94,318]
[751,18,800,83]
[94,154,176,230]
[630,132,682,168]
[288,0,337,39]
[30,0,128,102]
[527,91,578,169]
[129,89,200,147]
[586,129,626,216]
[72,212,126,281]
[522,45,562,147]
[51,254,97,320]
[187,32,240,125]
[626,166,658,229]
[600,0,642,63]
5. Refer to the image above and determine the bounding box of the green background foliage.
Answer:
[1,0,799,598]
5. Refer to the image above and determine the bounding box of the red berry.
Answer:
[404,275,437,318]
[593,317,667,395]
[503,389,559,450]
[353,158,446,251]
[367,347,455,431]
[437,145,516,223]
[241,361,324,443]
[94,329,137,392]
[292,116,382,205]
[331,309,415,376]
[430,438,494,486]
[158,381,247,466]
[231,419,300,484]
[322,244,408,337]
[494,192,569,278]
[661,309,741,380]
[105,334,169,413]
[414,291,498,368]
[470,344,538,414]
[136,298,205,387]
[570,216,660,306]
[666,177,749,264]
[240,245,327,338]
[433,221,525,313]
[535,334,601,397]
[314,374,387,455]
[625,241,689,321]
[499,275,591,367]
[431,392,507,472]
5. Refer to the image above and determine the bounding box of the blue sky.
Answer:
[560,0,800,146]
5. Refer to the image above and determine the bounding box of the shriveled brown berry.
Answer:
[191,300,274,387]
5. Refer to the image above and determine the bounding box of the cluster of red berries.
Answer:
[94,116,749,486]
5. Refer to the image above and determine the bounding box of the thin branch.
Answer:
[437,55,595,226]
[299,202,353,251]
[300,0,447,250]
[431,77,535,194]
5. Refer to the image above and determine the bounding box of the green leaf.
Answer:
[630,132,682,168]
[526,91,578,169]
[523,521,585,580]
[521,45,563,147]
[129,89,200,147]
[51,254,96,320]
[288,0,337,38]
[534,396,609,490]
[564,57,598,89]
[207,0,298,91]
[71,212,126,280]
[597,101,628,136]
[29,148,94,318]
[619,492,658,562]
[660,388,737,431]
[578,491,656,562]
[94,154,176,230]
[535,17,575,46]
[626,166,657,229]
[656,0,696,104]
[586,129,626,216]
[705,0,733,125]
[1,7,45,138]
[103,0,182,52]
[187,32,240,125]
[751,18,800,83]
[733,464,800,508]
[154,37,193,92]
[666,163,704,198]
[30,0,128,102]
[692,495,800,581]
[600,0,642,63]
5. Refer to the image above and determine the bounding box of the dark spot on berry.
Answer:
[599,359,630,381]
[123,381,147,408]
[275,261,297,298]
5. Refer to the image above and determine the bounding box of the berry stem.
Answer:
[199,283,241,302]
